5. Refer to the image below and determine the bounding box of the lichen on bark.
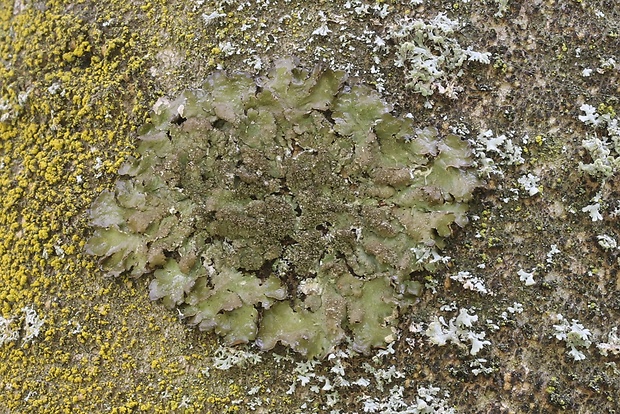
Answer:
[85,58,479,358]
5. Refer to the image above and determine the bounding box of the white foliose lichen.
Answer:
[411,246,451,269]
[201,10,226,25]
[469,129,525,177]
[597,234,617,250]
[546,244,560,265]
[361,384,456,414]
[517,173,541,196]
[21,306,45,343]
[0,307,45,346]
[553,314,592,361]
[0,316,19,346]
[450,271,491,295]
[494,0,510,17]
[578,103,620,179]
[582,200,604,222]
[597,327,620,356]
[425,308,491,355]
[470,358,494,376]
[501,302,524,320]
[517,268,536,286]
[388,13,490,99]
[0,88,30,122]
[597,56,618,74]
[273,344,459,412]
[211,345,263,370]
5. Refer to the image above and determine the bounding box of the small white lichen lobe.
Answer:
[578,103,620,179]
[553,314,592,361]
[425,308,491,355]
[388,12,490,99]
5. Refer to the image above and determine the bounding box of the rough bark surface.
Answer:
[0,0,619,412]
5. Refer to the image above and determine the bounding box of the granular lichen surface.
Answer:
[1,0,620,413]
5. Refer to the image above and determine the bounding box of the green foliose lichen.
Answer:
[85,58,480,358]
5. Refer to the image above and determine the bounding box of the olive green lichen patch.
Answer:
[86,59,479,358]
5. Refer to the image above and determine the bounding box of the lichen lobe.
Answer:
[86,59,479,358]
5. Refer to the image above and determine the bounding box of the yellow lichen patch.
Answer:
[0,0,297,412]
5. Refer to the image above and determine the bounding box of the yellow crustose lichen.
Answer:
[0,1,278,412]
